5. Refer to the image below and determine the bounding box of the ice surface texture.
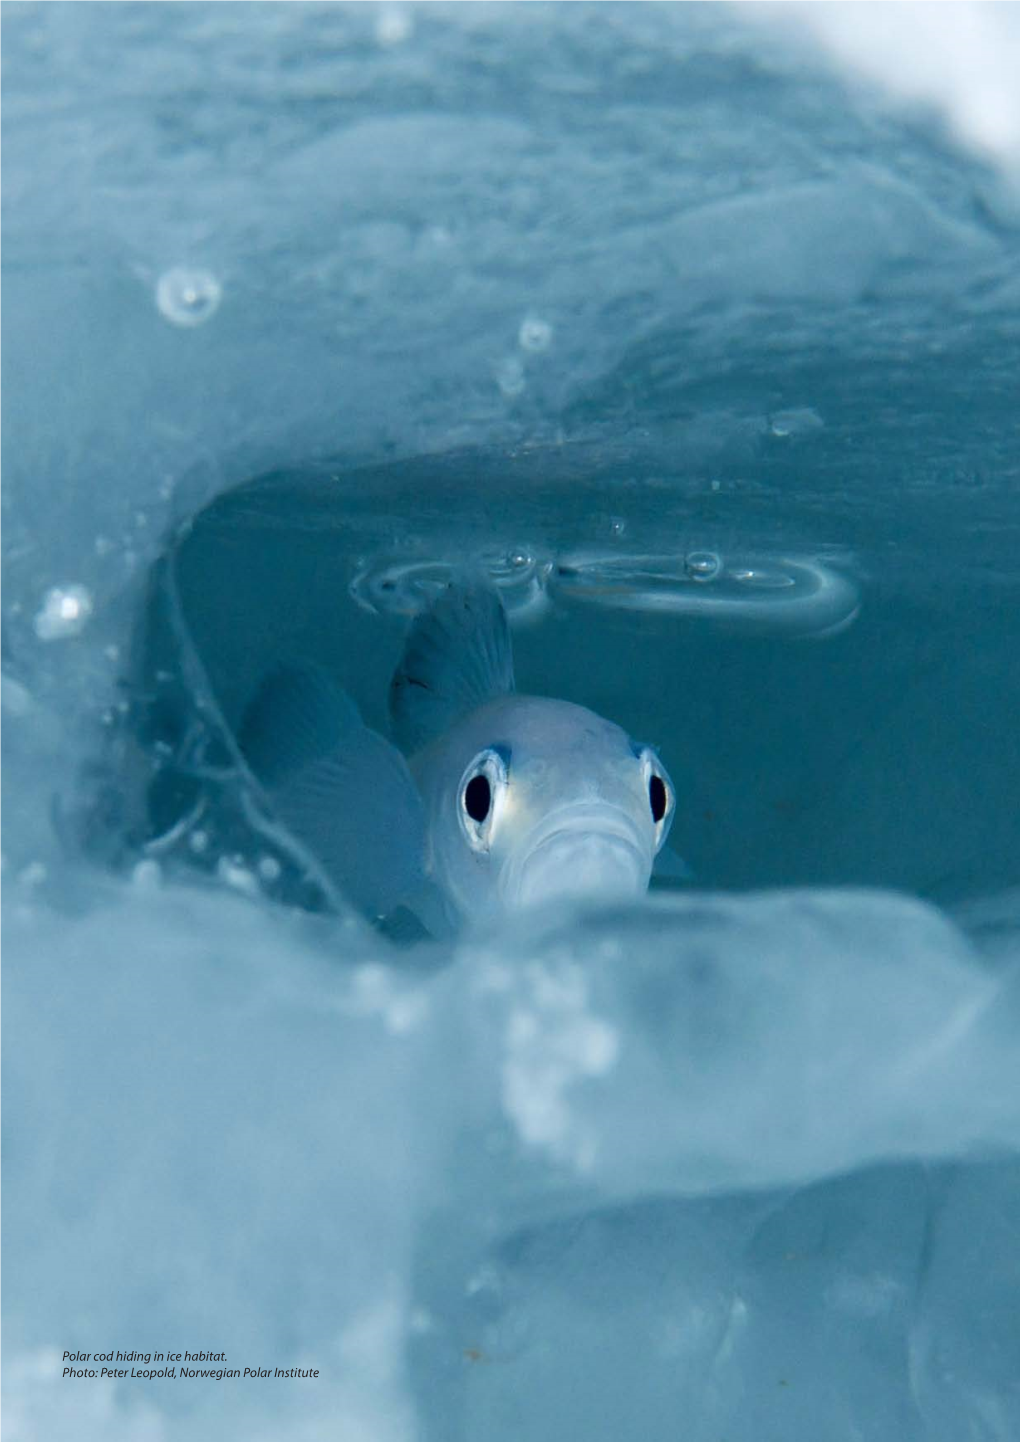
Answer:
[3,3,1020,1440]
[4,882,1019,1441]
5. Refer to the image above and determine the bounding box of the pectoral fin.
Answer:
[389,577,514,754]
[653,844,694,883]
[238,663,426,918]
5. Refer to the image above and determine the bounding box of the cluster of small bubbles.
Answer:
[189,829,210,855]
[375,6,413,45]
[495,357,526,399]
[684,551,721,582]
[155,267,222,328]
[34,585,93,642]
[217,855,258,895]
[518,315,553,353]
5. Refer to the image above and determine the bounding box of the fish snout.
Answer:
[501,805,652,911]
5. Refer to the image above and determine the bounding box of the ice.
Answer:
[753,2,1020,171]
[445,892,1019,1204]
[409,895,1020,1442]
[5,879,1019,1439]
[3,3,1020,1439]
[2,885,430,1441]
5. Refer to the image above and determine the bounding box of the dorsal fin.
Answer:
[389,578,514,754]
[238,662,426,918]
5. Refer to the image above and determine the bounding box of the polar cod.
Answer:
[239,577,676,936]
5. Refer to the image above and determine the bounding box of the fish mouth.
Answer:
[501,805,651,911]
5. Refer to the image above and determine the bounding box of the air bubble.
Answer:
[257,855,282,883]
[34,585,93,641]
[131,859,161,891]
[518,316,553,353]
[217,856,258,895]
[477,547,550,622]
[156,267,222,328]
[684,551,721,582]
[189,830,210,854]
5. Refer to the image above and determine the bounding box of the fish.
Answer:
[238,577,676,936]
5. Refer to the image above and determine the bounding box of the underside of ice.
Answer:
[4,877,1019,1441]
[3,4,1020,1440]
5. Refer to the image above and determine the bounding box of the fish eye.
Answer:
[464,773,491,823]
[458,747,510,852]
[635,745,674,849]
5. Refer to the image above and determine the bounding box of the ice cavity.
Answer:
[5,878,1017,1439]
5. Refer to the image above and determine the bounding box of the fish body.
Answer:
[412,695,667,928]
[240,578,675,935]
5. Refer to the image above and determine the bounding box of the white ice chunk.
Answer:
[450,890,1018,1212]
[747,2,1020,172]
[1,885,433,1442]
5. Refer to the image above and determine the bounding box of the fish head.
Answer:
[416,696,674,924]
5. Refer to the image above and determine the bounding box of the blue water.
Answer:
[3,5,1020,1440]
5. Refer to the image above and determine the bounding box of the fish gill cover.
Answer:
[2,5,1020,1441]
